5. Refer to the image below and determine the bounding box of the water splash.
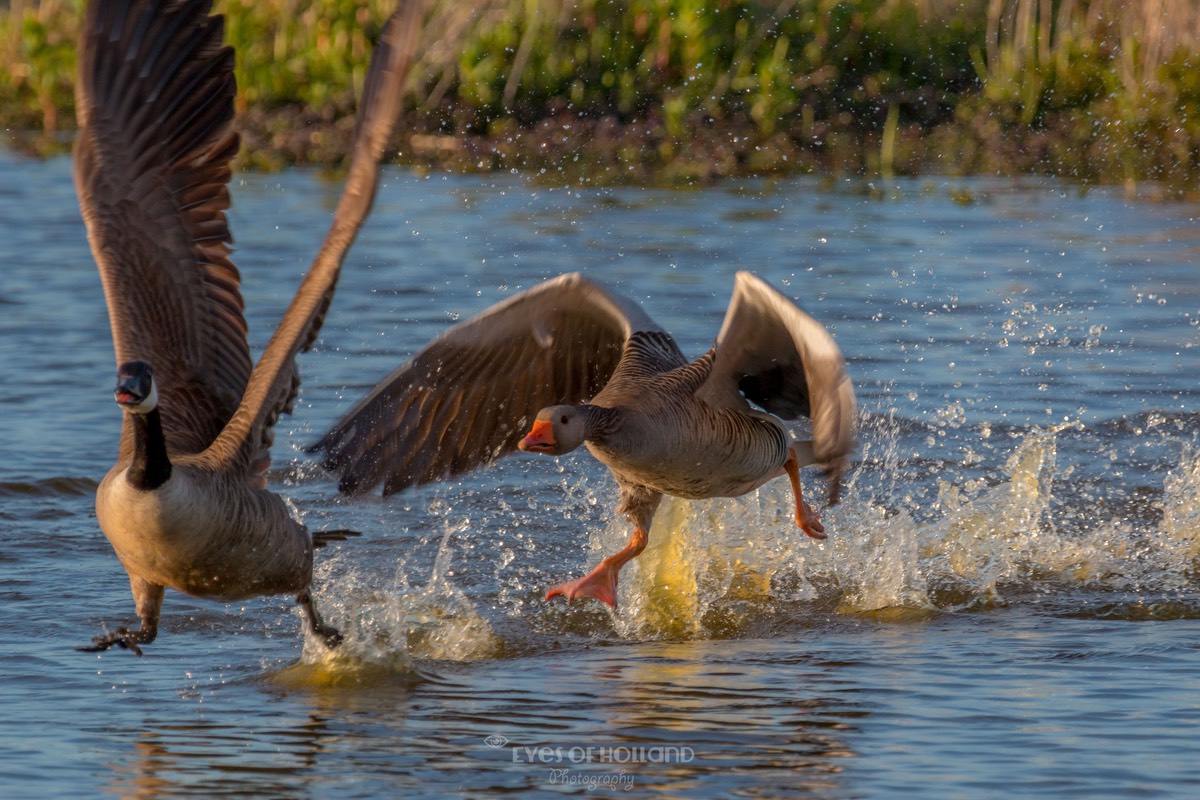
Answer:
[400,520,501,661]
[560,414,1200,639]
[1161,445,1200,570]
[276,400,1200,660]
[274,514,501,687]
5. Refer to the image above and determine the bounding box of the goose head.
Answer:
[518,405,588,455]
[114,360,159,415]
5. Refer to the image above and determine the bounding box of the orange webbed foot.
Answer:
[797,500,827,540]
[785,448,828,540]
[545,562,621,609]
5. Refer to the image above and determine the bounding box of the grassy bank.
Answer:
[4,0,1200,190]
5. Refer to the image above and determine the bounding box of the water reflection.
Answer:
[390,639,862,795]
[100,638,867,797]
[109,712,336,799]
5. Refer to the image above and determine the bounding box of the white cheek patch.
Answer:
[127,378,159,414]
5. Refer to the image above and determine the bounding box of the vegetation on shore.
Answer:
[3,0,1200,190]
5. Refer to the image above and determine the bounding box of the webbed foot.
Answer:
[546,524,651,610]
[77,625,156,657]
[785,448,828,540]
[797,499,826,540]
[546,559,622,609]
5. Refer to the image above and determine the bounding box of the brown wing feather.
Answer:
[698,271,856,486]
[311,273,661,495]
[75,0,248,457]
[203,0,425,476]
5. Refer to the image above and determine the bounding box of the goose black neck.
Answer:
[127,408,172,490]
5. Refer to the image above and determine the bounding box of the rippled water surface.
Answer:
[2,148,1199,798]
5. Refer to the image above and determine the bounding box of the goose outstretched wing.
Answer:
[698,272,856,496]
[311,272,665,494]
[75,0,247,458]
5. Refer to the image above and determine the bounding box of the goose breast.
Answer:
[97,463,311,601]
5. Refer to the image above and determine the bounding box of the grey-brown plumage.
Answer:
[75,0,424,654]
[312,271,856,609]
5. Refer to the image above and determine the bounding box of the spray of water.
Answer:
[275,402,1200,676]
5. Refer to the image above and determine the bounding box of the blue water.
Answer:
[1,146,1199,798]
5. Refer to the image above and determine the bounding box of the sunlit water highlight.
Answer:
[1,148,1198,797]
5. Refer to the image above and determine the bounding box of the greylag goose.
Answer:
[75,0,422,654]
[311,272,855,609]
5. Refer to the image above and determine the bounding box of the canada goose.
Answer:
[310,271,855,608]
[75,0,422,655]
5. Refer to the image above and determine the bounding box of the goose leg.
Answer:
[545,526,648,609]
[546,488,660,609]
[298,590,342,649]
[784,447,827,540]
[78,575,163,656]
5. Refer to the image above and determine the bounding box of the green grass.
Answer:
[4,0,1200,190]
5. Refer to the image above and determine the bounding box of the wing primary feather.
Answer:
[77,0,249,457]
[203,0,424,474]
[139,8,196,89]
[314,272,652,495]
[698,271,856,472]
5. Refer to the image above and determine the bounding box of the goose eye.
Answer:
[560,414,569,424]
